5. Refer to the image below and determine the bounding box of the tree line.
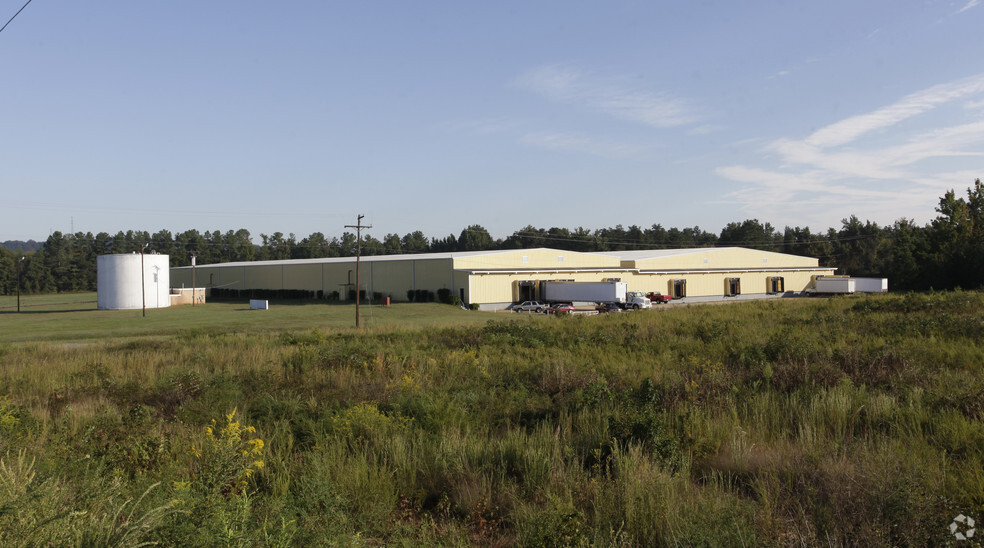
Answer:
[2,181,982,295]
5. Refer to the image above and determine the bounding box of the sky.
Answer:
[2,0,983,243]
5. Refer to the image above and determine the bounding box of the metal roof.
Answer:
[594,248,730,260]
[172,246,812,270]
[172,247,613,269]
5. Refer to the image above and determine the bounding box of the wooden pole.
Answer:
[344,215,372,328]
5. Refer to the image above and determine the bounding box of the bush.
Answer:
[437,288,452,304]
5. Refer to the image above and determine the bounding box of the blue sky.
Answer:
[2,0,983,243]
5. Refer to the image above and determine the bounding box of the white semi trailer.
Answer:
[853,277,888,293]
[540,281,651,309]
[813,276,888,294]
[814,277,855,294]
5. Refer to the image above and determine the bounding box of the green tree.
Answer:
[260,232,291,260]
[297,232,333,259]
[457,225,494,251]
[887,218,931,291]
[175,229,209,266]
[382,233,403,255]
[931,179,984,289]
[151,230,177,266]
[401,231,429,253]
[361,235,385,256]
[226,229,256,262]
[830,216,890,278]
[429,234,457,253]
[718,219,778,250]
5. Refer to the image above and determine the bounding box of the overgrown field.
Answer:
[1,292,983,546]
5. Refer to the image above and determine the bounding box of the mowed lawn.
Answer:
[0,292,506,343]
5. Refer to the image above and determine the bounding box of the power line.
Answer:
[0,0,33,35]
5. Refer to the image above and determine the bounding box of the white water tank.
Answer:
[97,253,171,310]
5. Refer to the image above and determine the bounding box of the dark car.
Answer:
[546,303,575,314]
[596,302,622,313]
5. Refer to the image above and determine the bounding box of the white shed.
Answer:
[97,253,171,310]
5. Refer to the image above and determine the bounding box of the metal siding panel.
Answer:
[413,259,454,290]
[170,269,192,288]
[370,260,414,299]
[244,265,283,289]
[283,264,322,291]
[322,262,356,299]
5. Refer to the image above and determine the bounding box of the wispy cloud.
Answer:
[958,0,980,14]
[515,65,698,128]
[716,73,984,228]
[804,74,984,148]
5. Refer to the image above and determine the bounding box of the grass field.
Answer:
[0,292,501,343]
[1,291,983,546]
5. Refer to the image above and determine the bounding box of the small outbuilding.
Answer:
[97,253,171,310]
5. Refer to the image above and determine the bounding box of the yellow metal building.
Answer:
[169,247,834,310]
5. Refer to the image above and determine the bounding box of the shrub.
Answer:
[437,288,452,304]
[190,408,265,496]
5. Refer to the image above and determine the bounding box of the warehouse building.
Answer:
[169,247,835,310]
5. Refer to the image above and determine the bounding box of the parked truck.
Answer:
[646,291,673,304]
[541,281,626,303]
[539,281,651,309]
[625,291,653,309]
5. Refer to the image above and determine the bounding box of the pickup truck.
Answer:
[646,292,672,304]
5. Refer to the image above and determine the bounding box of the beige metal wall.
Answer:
[410,258,454,292]
[171,265,245,291]
[283,264,323,291]
[244,265,283,289]
[620,269,832,298]
[368,260,415,299]
[464,268,835,304]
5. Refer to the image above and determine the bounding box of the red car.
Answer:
[546,303,575,314]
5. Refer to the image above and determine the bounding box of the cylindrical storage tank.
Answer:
[97,253,171,310]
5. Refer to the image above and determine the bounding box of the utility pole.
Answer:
[344,214,372,328]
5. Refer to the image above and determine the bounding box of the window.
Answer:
[522,255,529,263]
[557,255,564,263]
